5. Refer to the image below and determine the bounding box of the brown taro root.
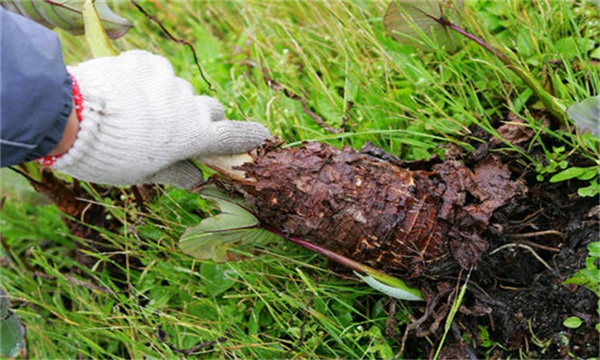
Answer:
[205,140,522,280]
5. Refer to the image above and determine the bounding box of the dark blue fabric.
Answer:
[1,6,72,167]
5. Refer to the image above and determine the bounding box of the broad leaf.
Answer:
[567,96,599,137]
[0,290,25,358]
[384,0,463,52]
[180,187,278,262]
[200,263,238,296]
[1,0,131,39]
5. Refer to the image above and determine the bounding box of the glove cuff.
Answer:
[51,93,118,183]
[38,73,84,167]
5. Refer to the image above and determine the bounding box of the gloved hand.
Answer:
[51,50,269,189]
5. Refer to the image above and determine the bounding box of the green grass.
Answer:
[1,1,599,358]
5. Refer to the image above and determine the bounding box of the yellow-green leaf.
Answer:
[82,0,117,57]
[1,0,131,39]
[563,316,583,329]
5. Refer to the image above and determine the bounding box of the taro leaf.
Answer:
[180,187,278,262]
[567,96,600,137]
[384,0,463,52]
[0,0,131,39]
[0,290,25,358]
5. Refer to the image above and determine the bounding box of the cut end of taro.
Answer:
[196,153,256,183]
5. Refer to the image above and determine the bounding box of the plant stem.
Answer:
[432,15,569,126]
[263,224,424,300]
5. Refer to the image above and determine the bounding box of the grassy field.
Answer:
[1,1,599,358]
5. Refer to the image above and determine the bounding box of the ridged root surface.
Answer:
[237,141,521,279]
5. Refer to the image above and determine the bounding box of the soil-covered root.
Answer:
[235,141,522,281]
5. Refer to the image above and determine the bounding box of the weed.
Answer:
[563,241,600,332]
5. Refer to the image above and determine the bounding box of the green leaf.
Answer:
[2,0,131,39]
[366,326,394,358]
[383,0,463,52]
[513,87,533,113]
[578,180,600,197]
[578,167,599,181]
[434,268,472,359]
[555,37,596,60]
[180,186,278,262]
[564,242,600,297]
[515,28,535,56]
[477,325,493,348]
[82,0,118,57]
[0,291,25,358]
[353,271,424,301]
[563,316,583,329]
[200,263,238,296]
[549,167,586,183]
[588,242,600,258]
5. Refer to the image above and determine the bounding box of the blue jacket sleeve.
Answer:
[0,6,72,167]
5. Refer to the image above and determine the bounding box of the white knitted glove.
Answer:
[52,50,269,189]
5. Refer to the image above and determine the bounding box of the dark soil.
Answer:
[473,182,599,358]
[399,124,600,358]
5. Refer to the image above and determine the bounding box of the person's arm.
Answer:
[45,103,80,157]
[0,7,73,167]
[0,8,269,189]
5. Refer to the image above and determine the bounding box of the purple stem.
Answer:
[43,0,80,13]
[413,6,511,65]
[263,225,379,276]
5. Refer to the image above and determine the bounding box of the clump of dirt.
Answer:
[466,118,598,358]
[475,181,599,358]
[402,120,600,358]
